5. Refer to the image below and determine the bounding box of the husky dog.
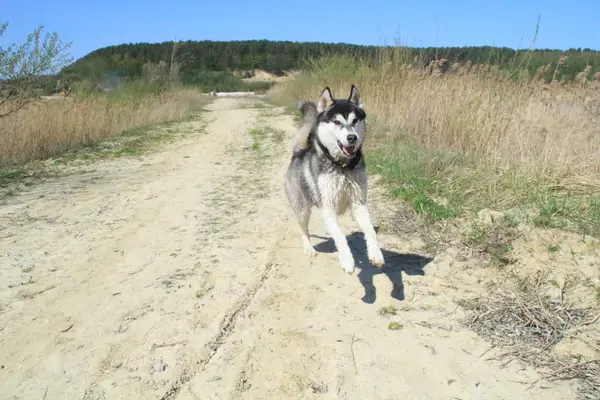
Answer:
[284,85,385,274]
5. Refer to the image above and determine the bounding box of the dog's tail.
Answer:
[292,100,318,152]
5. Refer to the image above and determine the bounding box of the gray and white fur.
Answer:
[284,85,384,274]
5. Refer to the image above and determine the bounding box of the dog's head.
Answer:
[315,85,366,161]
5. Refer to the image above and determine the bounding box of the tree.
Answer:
[0,22,73,117]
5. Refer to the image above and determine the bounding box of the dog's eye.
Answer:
[352,118,358,125]
[333,120,341,126]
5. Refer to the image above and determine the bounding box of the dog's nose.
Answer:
[346,134,357,144]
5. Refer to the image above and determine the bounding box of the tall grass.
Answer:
[0,87,207,166]
[0,56,211,167]
[271,51,600,233]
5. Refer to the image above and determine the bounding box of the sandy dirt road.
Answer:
[0,97,580,399]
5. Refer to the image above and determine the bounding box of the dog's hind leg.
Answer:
[285,172,316,257]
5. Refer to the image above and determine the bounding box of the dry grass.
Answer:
[270,53,600,233]
[272,54,600,174]
[0,88,209,166]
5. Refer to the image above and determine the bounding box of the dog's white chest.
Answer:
[337,185,353,214]
[320,174,359,214]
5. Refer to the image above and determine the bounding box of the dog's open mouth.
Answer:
[337,141,356,157]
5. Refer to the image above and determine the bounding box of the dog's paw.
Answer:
[304,244,317,257]
[339,252,356,274]
[369,248,385,268]
[341,263,355,274]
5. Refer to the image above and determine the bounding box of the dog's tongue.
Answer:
[343,146,355,156]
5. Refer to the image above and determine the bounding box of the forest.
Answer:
[59,39,600,87]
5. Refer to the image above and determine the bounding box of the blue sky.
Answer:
[3,0,599,60]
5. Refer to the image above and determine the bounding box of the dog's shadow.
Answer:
[312,229,434,304]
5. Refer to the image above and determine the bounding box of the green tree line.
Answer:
[61,40,379,82]
[63,40,600,84]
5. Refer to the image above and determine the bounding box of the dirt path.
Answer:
[0,97,580,399]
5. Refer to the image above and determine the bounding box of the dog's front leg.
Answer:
[352,203,385,267]
[321,208,355,274]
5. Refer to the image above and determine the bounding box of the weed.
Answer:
[502,213,520,228]
[377,305,398,316]
[548,244,561,253]
[387,322,403,330]
[463,220,520,268]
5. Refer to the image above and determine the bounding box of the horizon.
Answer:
[84,37,600,53]
[3,0,600,61]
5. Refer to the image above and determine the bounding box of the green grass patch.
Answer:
[0,167,27,187]
[106,147,140,157]
[364,130,599,236]
[366,145,458,221]
[248,123,286,154]
[534,195,600,235]
[548,244,561,253]
[249,127,268,139]
[377,305,398,316]
[391,187,457,220]
[388,322,403,330]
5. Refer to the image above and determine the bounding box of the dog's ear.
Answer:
[317,87,334,112]
[348,84,363,109]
